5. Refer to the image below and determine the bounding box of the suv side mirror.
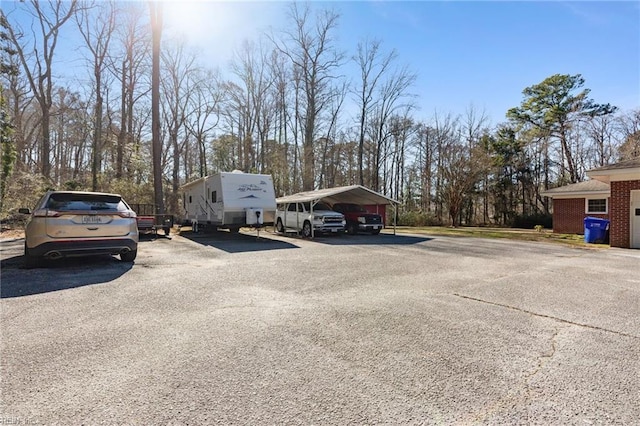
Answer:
[18,208,31,214]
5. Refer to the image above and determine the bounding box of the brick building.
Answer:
[542,158,640,249]
[541,180,610,234]
[587,158,640,249]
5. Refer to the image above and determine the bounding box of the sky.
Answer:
[5,0,640,126]
[160,0,639,125]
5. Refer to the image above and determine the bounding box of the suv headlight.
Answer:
[357,216,366,224]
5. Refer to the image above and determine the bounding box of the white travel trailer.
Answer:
[181,171,276,232]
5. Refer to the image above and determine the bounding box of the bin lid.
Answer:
[584,216,609,223]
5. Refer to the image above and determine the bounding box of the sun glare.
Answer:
[159,1,281,65]
[162,1,220,44]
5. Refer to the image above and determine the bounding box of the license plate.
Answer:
[331,229,338,232]
[82,215,104,224]
[374,226,380,230]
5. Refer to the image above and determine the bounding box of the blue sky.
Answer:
[161,0,639,124]
[6,1,640,126]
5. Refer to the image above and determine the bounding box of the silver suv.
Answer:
[19,191,139,268]
[275,201,346,237]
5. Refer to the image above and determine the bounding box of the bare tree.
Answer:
[617,109,640,160]
[271,3,344,190]
[318,81,347,187]
[352,38,396,186]
[160,40,198,209]
[76,0,115,190]
[109,2,150,180]
[436,115,489,227]
[388,112,415,203]
[461,104,489,223]
[226,39,275,173]
[368,64,417,191]
[267,48,294,194]
[3,0,78,179]
[185,68,222,179]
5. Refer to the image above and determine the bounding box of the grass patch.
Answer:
[387,226,607,248]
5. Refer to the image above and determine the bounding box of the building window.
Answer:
[586,198,607,214]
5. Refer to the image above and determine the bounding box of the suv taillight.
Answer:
[118,211,137,218]
[33,209,61,217]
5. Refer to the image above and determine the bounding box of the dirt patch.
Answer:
[0,226,25,240]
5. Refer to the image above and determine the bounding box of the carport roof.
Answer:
[276,185,399,206]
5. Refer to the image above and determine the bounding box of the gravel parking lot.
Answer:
[1,230,639,424]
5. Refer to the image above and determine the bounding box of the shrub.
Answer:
[512,213,552,229]
[397,210,442,227]
[1,171,49,217]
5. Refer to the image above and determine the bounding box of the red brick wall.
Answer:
[552,198,608,234]
[609,180,640,248]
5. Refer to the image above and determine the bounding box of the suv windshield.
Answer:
[47,193,126,212]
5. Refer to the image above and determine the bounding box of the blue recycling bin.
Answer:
[584,217,610,244]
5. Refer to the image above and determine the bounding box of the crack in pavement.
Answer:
[522,326,562,422]
[467,326,564,424]
[452,293,638,339]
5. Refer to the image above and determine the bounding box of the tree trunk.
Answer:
[150,2,164,214]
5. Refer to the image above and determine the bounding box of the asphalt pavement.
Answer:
[1,230,638,425]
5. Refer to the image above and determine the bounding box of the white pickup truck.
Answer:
[275,201,346,238]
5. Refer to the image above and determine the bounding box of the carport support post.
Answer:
[393,203,397,235]
[310,201,315,239]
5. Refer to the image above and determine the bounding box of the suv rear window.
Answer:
[47,193,126,212]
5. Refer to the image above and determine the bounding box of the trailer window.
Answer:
[189,196,192,203]
[211,191,217,202]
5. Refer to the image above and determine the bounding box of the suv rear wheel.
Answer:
[121,249,137,262]
[24,243,40,269]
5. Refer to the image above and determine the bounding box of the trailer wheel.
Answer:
[302,221,312,238]
[276,218,284,233]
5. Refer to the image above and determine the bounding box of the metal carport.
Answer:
[275,185,400,237]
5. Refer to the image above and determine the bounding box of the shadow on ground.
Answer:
[1,254,133,298]
[283,231,433,246]
[178,228,300,254]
